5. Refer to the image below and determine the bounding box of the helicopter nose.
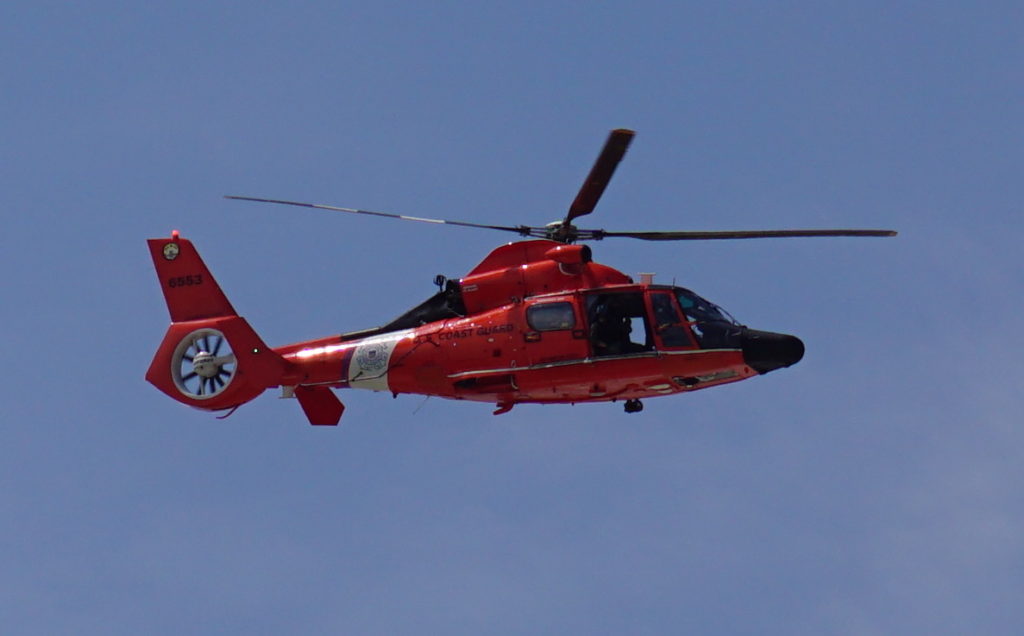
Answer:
[741,329,805,374]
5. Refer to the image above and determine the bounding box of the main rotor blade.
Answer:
[225,196,532,236]
[589,228,898,241]
[566,128,635,224]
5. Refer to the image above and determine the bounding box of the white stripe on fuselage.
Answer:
[347,330,414,392]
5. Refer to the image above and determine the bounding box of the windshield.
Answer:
[674,288,739,325]
[674,288,741,349]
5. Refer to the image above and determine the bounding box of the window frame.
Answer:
[526,301,578,332]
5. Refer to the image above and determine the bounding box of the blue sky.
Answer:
[2,2,1022,633]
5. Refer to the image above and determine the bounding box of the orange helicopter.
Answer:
[146,129,895,424]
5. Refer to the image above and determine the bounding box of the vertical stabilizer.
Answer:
[148,233,236,321]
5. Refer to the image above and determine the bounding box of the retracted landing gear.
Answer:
[624,399,644,414]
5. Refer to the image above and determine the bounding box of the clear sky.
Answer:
[2,2,1022,634]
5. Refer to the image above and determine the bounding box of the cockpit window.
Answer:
[674,288,741,349]
[674,288,738,325]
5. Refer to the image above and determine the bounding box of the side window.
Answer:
[586,292,653,356]
[527,302,576,331]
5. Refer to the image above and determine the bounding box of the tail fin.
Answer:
[146,233,291,414]
[148,233,236,321]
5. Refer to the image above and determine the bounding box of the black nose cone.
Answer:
[741,329,805,374]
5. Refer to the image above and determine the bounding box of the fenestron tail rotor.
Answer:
[226,128,897,244]
[171,328,236,400]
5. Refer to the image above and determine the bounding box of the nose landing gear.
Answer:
[624,399,644,414]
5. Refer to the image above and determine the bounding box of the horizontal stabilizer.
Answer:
[295,386,345,426]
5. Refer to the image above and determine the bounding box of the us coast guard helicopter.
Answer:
[146,129,895,424]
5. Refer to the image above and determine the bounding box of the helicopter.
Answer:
[146,129,895,424]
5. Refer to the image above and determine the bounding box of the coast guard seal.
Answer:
[355,341,389,374]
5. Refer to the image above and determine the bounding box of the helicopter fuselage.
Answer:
[274,284,758,412]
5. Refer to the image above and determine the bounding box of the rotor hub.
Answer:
[192,351,219,378]
[545,221,578,244]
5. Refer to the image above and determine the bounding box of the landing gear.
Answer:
[624,398,644,414]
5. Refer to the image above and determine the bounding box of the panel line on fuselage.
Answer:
[446,348,743,379]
